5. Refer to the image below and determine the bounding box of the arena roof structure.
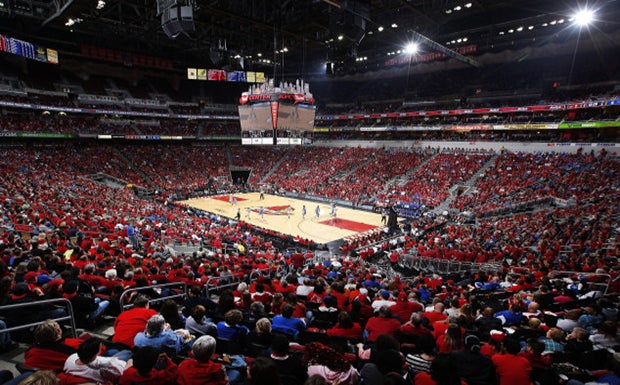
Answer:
[1,0,619,77]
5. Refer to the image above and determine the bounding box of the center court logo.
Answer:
[251,205,294,216]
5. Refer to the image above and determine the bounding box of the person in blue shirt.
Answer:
[495,304,525,327]
[216,309,250,343]
[271,303,306,339]
[134,314,194,356]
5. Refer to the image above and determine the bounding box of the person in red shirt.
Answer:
[24,319,84,371]
[112,295,158,348]
[364,305,401,342]
[119,347,177,385]
[176,335,229,385]
[327,311,363,340]
[422,302,448,325]
[390,291,423,323]
[492,337,533,385]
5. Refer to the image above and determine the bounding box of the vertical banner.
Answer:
[270,101,279,130]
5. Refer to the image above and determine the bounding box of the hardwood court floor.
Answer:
[179,193,385,244]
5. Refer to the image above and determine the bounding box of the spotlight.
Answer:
[404,42,418,55]
[573,9,594,27]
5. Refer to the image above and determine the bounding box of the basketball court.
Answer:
[178,193,386,244]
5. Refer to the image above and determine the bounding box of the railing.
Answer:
[398,254,502,276]
[549,270,612,296]
[0,298,77,338]
[119,282,188,311]
[204,276,243,296]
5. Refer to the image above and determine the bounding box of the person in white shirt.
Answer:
[64,338,128,383]
[371,290,396,313]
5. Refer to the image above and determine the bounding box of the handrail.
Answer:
[0,298,77,338]
[549,270,612,296]
[119,282,188,311]
[398,254,502,275]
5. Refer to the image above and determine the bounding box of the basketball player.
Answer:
[286,206,292,219]
[235,208,241,221]
[259,206,265,221]
[302,205,307,220]
[245,207,251,219]
[315,205,320,220]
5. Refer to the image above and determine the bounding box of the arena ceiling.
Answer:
[1,0,619,76]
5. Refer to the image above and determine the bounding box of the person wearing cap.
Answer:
[449,334,496,385]
[9,282,66,328]
[371,290,396,313]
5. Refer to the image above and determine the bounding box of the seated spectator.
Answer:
[413,353,466,385]
[62,280,109,328]
[511,318,545,342]
[589,320,619,350]
[556,309,581,333]
[495,304,524,327]
[579,305,604,332]
[119,347,177,385]
[326,312,363,340]
[176,335,230,385]
[159,299,186,331]
[182,286,216,318]
[541,327,565,353]
[248,317,275,348]
[449,334,495,385]
[518,338,552,370]
[390,291,423,323]
[400,312,432,341]
[365,305,401,342]
[63,337,127,384]
[304,342,360,385]
[371,290,396,314]
[475,307,503,341]
[436,323,464,353]
[24,319,83,371]
[491,337,532,385]
[264,333,307,385]
[405,334,436,376]
[247,356,281,385]
[134,314,194,356]
[112,295,158,348]
[422,302,448,325]
[185,305,217,337]
[272,304,307,340]
[565,327,593,354]
[216,309,250,343]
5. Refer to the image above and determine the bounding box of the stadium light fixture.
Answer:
[404,42,419,55]
[337,35,344,40]
[377,26,384,32]
[96,0,105,10]
[573,8,594,27]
